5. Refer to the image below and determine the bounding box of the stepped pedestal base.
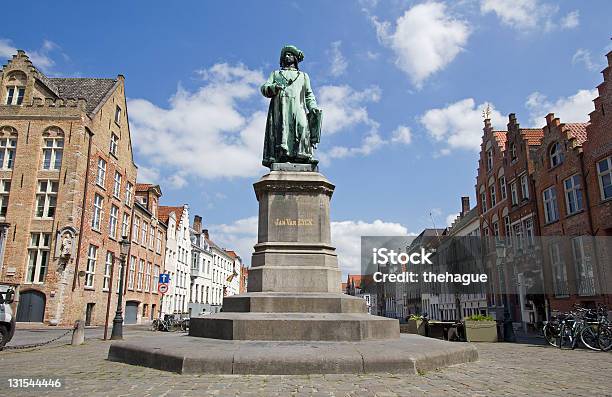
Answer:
[108,334,478,375]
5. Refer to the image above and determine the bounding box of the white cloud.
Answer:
[572,49,599,71]
[318,85,381,134]
[419,98,505,153]
[0,38,58,73]
[372,2,470,88]
[210,216,411,277]
[560,10,579,29]
[480,0,578,32]
[209,216,258,262]
[129,63,267,180]
[333,220,411,277]
[328,41,348,77]
[446,212,460,227]
[391,125,412,144]
[136,165,161,183]
[525,89,596,126]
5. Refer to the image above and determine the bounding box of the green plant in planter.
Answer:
[464,314,497,342]
[409,314,423,321]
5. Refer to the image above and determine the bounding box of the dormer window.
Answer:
[550,142,564,168]
[6,86,25,105]
[5,71,27,106]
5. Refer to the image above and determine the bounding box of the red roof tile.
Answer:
[135,183,153,192]
[225,250,238,259]
[521,128,544,145]
[492,131,507,149]
[158,205,184,225]
[564,123,588,144]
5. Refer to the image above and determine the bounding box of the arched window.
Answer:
[41,126,65,171]
[0,126,18,170]
[550,142,564,167]
[4,71,27,106]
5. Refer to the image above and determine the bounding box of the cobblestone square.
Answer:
[1,332,611,396]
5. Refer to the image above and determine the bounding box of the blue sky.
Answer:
[2,0,611,275]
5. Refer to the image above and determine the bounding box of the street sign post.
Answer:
[158,283,169,295]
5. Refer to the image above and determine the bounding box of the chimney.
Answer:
[193,215,202,234]
[461,196,470,217]
[203,229,209,240]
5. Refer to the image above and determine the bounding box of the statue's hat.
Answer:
[280,45,304,64]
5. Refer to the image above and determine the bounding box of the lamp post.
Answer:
[495,240,516,342]
[110,236,130,340]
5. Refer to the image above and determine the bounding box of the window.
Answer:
[564,174,583,215]
[550,142,564,167]
[96,158,106,187]
[510,182,518,205]
[499,176,507,200]
[543,187,559,223]
[504,216,511,237]
[121,213,130,238]
[149,226,154,249]
[127,256,136,290]
[5,86,25,105]
[513,222,524,250]
[156,231,162,253]
[490,185,497,207]
[524,218,534,247]
[486,148,493,171]
[92,194,103,231]
[110,133,119,156]
[25,233,50,284]
[492,221,500,238]
[85,245,97,288]
[153,265,160,293]
[137,259,144,290]
[132,217,140,242]
[571,237,595,296]
[550,242,568,296]
[145,262,152,292]
[520,174,529,200]
[510,142,517,162]
[0,180,10,218]
[141,222,148,245]
[125,182,133,206]
[109,205,119,239]
[103,251,113,291]
[597,157,612,200]
[0,138,17,169]
[480,192,487,212]
[114,106,121,124]
[42,138,63,170]
[35,180,59,218]
[113,172,122,198]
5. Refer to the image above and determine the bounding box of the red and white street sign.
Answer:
[158,283,169,295]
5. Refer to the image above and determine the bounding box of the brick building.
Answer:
[0,51,137,326]
[122,184,166,324]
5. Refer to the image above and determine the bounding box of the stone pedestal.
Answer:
[189,168,399,341]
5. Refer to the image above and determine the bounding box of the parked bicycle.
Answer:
[151,314,190,332]
[543,304,611,351]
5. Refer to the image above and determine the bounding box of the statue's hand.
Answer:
[273,83,284,95]
[311,108,322,114]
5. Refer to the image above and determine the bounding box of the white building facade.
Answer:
[159,205,191,316]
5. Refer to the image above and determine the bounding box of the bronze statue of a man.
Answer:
[261,45,322,167]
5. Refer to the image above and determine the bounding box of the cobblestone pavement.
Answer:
[0,333,611,396]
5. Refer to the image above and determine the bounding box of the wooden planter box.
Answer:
[465,320,498,342]
[402,318,426,335]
